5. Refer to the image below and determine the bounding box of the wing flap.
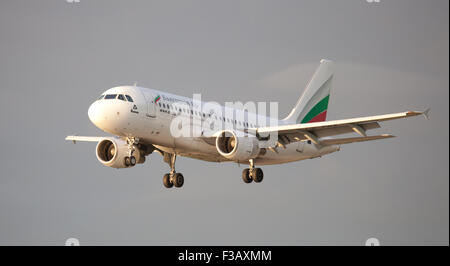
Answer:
[266,122,379,143]
[320,134,395,145]
[312,121,380,138]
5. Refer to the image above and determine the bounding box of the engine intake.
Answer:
[216,130,260,162]
[96,138,144,168]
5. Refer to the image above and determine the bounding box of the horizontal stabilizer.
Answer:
[320,134,395,145]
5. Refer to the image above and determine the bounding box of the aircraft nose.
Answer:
[88,101,101,126]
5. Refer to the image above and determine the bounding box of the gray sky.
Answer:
[0,0,448,245]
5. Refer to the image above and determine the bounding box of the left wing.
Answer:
[65,136,106,144]
[252,109,428,147]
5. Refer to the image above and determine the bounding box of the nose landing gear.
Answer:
[123,137,138,167]
[124,156,136,167]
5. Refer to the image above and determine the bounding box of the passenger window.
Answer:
[125,95,134,102]
[104,94,117,99]
[117,94,126,101]
[98,95,105,100]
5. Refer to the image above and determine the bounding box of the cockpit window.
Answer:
[125,95,134,102]
[104,94,117,99]
[98,95,105,100]
[117,94,126,101]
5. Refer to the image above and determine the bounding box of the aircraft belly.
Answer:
[155,140,339,164]
[150,134,225,162]
[174,138,219,154]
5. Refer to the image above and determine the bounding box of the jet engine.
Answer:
[95,138,145,168]
[215,130,260,162]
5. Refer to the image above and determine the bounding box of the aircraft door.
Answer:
[146,99,157,118]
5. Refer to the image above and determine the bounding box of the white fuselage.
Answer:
[87,86,339,165]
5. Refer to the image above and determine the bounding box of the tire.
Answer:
[173,173,184,188]
[251,168,263,183]
[129,156,136,166]
[163,173,173,188]
[242,169,252,183]
[124,157,130,167]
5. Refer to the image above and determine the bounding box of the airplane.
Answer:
[66,59,428,189]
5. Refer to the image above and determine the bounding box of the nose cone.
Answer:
[88,101,102,127]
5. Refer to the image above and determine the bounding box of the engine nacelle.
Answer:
[216,130,260,162]
[95,138,144,168]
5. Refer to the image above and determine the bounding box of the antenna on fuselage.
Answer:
[133,81,137,87]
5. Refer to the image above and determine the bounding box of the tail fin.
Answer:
[283,59,334,124]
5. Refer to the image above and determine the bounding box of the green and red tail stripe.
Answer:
[154,95,161,103]
[301,95,329,123]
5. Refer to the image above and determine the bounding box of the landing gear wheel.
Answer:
[162,153,184,188]
[124,157,131,167]
[163,173,173,188]
[242,169,252,183]
[172,173,184,188]
[251,168,264,183]
[129,156,136,166]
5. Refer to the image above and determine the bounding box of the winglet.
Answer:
[422,108,430,120]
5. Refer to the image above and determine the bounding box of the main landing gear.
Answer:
[242,159,263,184]
[163,153,184,188]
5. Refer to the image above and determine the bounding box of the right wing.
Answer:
[252,109,428,146]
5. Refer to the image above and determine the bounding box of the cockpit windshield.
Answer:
[99,94,134,102]
[104,94,117,99]
[125,95,134,102]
